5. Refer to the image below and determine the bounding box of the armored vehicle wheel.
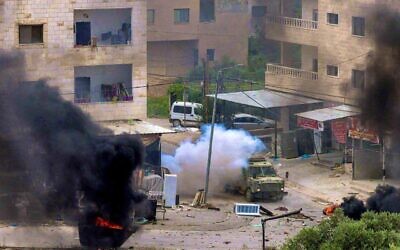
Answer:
[245,188,255,202]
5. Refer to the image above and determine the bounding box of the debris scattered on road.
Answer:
[275,206,289,212]
[208,206,221,211]
[260,205,274,216]
[191,189,205,207]
[223,241,231,245]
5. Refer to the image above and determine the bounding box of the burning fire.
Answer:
[323,204,339,216]
[95,217,123,230]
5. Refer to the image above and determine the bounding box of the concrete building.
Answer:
[261,0,373,105]
[0,0,147,121]
[147,0,250,95]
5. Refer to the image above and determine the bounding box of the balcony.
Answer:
[74,9,132,47]
[266,15,318,30]
[266,64,318,81]
[265,15,318,46]
[74,64,133,104]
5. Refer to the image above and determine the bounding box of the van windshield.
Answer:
[194,107,201,115]
[173,106,192,114]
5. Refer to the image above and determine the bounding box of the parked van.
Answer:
[170,101,203,127]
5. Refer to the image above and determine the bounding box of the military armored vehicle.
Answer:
[225,156,285,201]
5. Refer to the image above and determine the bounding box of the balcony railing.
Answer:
[267,64,318,81]
[266,15,318,30]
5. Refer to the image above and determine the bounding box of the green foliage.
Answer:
[283,210,400,250]
[147,96,169,118]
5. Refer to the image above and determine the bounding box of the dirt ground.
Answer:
[0,189,324,249]
[1,119,388,249]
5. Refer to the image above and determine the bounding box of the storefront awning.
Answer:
[207,90,322,109]
[296,105,360,122]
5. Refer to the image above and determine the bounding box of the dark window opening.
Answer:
[352,16,365,36]
[352,69,365,89]
[327,65,339,77]
[200,0,215,22]
[19,24,44,44]
[75,77,91,103]
[312,59,318,72]
[252,6,267,18]
[174,9,190,23]
[148,9,155,25]
[76,22,91,46]
[207,49,215,61]
[312,9,318,21]
[327,13,339,24]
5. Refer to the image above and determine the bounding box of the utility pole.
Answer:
[204,64,243,204]
[204,73,220,204]
[202,58,210,122]
[183,79,187,127]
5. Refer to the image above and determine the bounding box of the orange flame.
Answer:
[95,217,123,230]
[323,204,339,216]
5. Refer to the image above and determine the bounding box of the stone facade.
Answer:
[264,0,378,104]
[0,0,147,121]
[147,0,249,78]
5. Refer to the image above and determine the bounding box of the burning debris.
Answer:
[162,125,265,195]
[330,185,400,220]
[0,51,146,247]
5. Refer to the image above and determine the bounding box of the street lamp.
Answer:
[203,64,244,204]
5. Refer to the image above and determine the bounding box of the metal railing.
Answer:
[266,64,318,81]
[266,15,318,30]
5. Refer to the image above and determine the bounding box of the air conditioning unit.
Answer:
[234,203,260,216]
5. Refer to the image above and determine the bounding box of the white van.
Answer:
[169,101,203,127]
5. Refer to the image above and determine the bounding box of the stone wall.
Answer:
[0,0,147,121]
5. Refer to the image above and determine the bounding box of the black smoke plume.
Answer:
[360,7,400,135]
[0,51,145,233]
[340,185,400,220]
[366,185,400,213]
[340,196,366,220]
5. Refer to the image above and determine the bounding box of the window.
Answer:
[352,70,365,89]
[75,77,91,103]
[174,9,190,24]
[194,107,201,116]
[327,65,339,77]
[173,106,192,114]
[352,17,365,36]
[312,59,318,72]
[327,13,339,25]
[148,9,155,25]
[200,0,215,22]
[312,9,318,21]
[19,24,43,44]
[252,6,267,18]
[207,49,215,61]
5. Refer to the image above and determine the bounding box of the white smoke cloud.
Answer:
[162,125,266,195]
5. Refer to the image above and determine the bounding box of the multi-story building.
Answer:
[262,0,372,105]
[147,0,250,95]
[0,0,147,121]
